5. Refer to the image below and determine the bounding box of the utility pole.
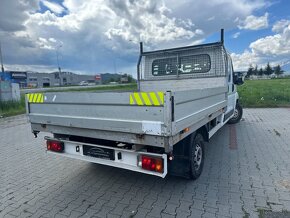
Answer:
[0,41,4,73]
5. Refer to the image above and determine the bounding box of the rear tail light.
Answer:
[47,140,64,152]
[138,155,164,173]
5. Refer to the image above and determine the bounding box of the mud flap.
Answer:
[168,132,196,179]
[168,156,191,179]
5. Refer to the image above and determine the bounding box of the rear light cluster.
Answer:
[138,155,164,173]
[47,140,64,152]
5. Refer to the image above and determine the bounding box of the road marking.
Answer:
[229,125,237,149]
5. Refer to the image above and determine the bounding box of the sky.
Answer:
[0,0,290,76]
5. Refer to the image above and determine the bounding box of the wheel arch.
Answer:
[235,92,240,104]
[168,127,207,179]
[197,125,209,142]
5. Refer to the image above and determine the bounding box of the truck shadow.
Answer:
[71,123,233,192]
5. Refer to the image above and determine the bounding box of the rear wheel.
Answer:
[228,102,243,124]
[189,133,205,180]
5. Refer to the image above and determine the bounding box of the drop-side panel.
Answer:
[27,92,169,136]
[31,123,168,148]
[172,86,227,134]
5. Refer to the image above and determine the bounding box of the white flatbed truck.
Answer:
[26,29,244,179]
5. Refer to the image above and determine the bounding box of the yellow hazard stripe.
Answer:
[33,94,38,102]
[130,92,164,106]
[36,93,41,103]
[158,92,164,104]
[29,94,34,102]
[141,92,152,106]
[130,95,134,104]
[133,93,143,105]
[149,92,159,106]
[26,93,44,103]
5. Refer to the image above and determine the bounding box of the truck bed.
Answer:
[26,86,227,149]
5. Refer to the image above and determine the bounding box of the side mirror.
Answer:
[233,73,244,85]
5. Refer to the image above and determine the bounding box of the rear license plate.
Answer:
[83,145,115,160]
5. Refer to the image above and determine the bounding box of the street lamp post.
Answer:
[0,41,5,82]
[56,45,62,86]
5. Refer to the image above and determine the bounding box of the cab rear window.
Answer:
[152,57,177,76]
[152,54,211,76]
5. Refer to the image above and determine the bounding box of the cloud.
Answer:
[207,16,215,21]
[231,19,290,70]
[4,63,59,73]
[0,0,40,32]
[103,0,199,46]
[250,20,290,56]
[0,0,275,74]
[167,0,268,34]
[36,37,58,50]
[231,51,259,70]
[232,32,241,38]
[41,0,65,14]
[1,0,204,74]
[272,19,290,32]
[237,12,269,30]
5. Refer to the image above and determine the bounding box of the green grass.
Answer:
[238,78,290,107]
[0,95,26,118]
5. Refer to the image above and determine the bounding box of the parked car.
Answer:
[79,81,89,86]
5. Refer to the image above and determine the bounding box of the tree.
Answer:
[127,75,135,83]
[265,62,273,76]
[274,64,283,76]
[258,68,264,76]
[246,64,254,77]
[253,65,258,75]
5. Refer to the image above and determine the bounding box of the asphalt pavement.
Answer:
[0,109,290,218]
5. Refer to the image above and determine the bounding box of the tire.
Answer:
[228,102,243,124]
[189,133,205,180]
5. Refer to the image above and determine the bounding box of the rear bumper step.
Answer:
[44,136,168,178]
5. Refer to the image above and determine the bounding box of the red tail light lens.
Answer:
[47,140,64,152]
[139,155,164,173]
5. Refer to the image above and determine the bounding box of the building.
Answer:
[0,71,27,88]
[1,71,101,88]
